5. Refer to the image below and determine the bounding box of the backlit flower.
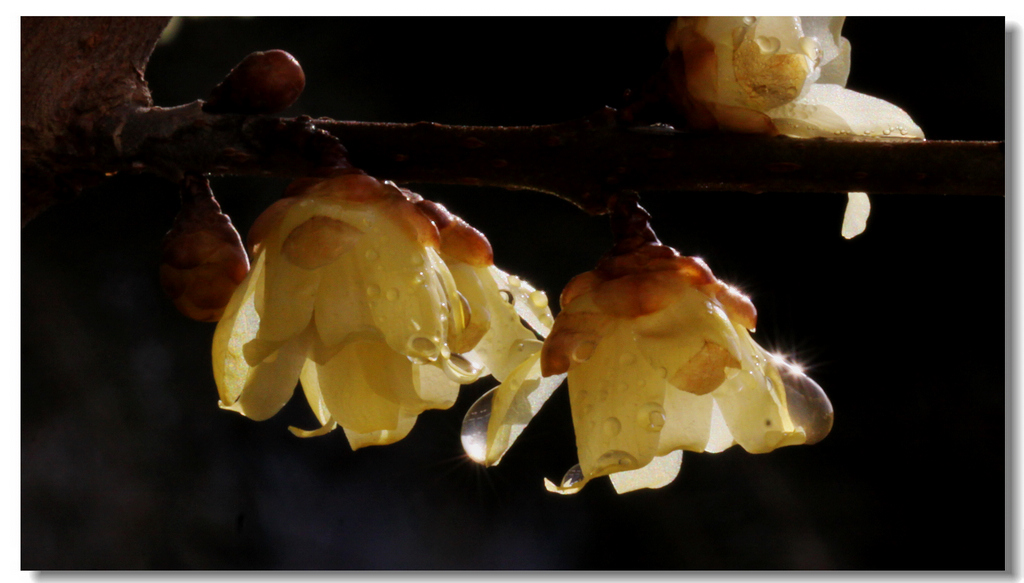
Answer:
[667,16,923,139]
[212,172,553,449]
[535,244,833,494]
[667,17,924,238]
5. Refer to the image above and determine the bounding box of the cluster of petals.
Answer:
[667,16,925,238]
[514,243,834,494]
[212,172,554,450]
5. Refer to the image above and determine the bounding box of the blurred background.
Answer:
[21,17,1006,569]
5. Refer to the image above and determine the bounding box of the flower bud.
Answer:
[203,49,305,115]
[160,175,250,322]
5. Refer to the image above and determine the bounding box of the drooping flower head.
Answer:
[212,172,553,449]
[667,16,923,139]
[538,243,832,494]
[666,17,923,239]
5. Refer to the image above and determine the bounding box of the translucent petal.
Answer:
[213,251,265,407]
[632,287,743,393]
[711,328,805,453]
[445,261,491,355]
[231,328,312,421]
[609,450,684,494]
[289,419,338,438]
[255,200,329,342]
[842,192,871,239]
[767,83,925,139]
[313,250,377,348]
[655,386,715,455]
[315,341,415,434]
[488,266,554,336]
[463,351,566,466]
[469,266,542,382]
[567,323,665,479]
[298,358,331,425]
[415,362,460,410]
[343,413,418,450]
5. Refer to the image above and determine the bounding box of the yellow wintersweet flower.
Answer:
[212,172,553,450]
[532,244,832,494]
[667,17,924,238]
[667,16,923,139]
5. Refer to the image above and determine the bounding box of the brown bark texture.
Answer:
[19,17,1005,226]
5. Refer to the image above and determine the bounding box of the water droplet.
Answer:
[385,288,400,301]
[883,128,892,136]
[560,464,585,487]
[775,360,833,444]
[595,450,638,472]
[603,417,621,437]
[571,341,596,364]
[754,36,781,55]
[529,290,548,309]
[442,353,484,383]
[410,254,423,266]
[461,387,496,463]
[411,273,424,286]
[508,275,522,288]
[638,402,666,432]
[657,367,669,379]
[799,36,820,63]
[499,289,514,304]
[407,336,440,361]
[365,249,379,261]
[365,284,381,298]
[899,128,909,136]
[510,338,543,357]
[619,352,636,366]
[742,16,757,25]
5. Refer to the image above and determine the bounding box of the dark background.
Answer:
[21,17,1007,569]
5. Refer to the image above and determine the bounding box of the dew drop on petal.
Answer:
[742,16,757,25]
[595,450,638,472]
[442,353,485,383]
[776,361,834,444]
[571,341,596,364]
[529,290,548,309]
[410,254,423,266]
[408,336,441,361]
[411,273,425,286]
[508,275,522,288]
[461,387,496,464]
[799,36,820,63]
[657,366,669,379]
[560,464,584,488]
[365,284,381,298]
[385,288,400,301]
[499,290,514,304]
[637,402,666,432]
[603,417,622,437]
[754,36,781,55]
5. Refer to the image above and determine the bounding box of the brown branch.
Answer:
[19,17,1004,225]
[107,105,1004,215]
[21,17,171,225]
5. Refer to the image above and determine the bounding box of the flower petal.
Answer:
[766,83,924,139]
[229,328,312,421]
[842,192,871,239]
[567,323,665,480]
[463,351,566,466]
[315,341,415,434]
[213,250,265,407]
[608,450,684,494]
[343,413,418,450]
[711,328,805,453]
